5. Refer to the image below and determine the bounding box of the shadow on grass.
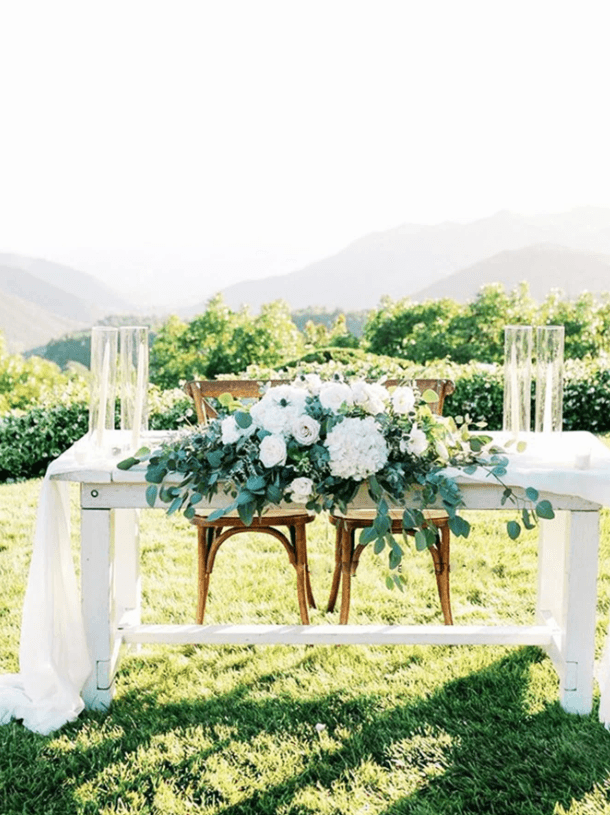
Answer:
[2,647,610,814]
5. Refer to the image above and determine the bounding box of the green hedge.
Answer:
[0,392,193,482]
[0,403,89,481]
[445,361,610,433]
[2,360,609,482]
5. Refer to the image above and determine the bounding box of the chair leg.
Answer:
[327,526,343,613]
[339,527,354,625]
[293,522,311,625]
[196,526,215,624]
[428,524,453,625]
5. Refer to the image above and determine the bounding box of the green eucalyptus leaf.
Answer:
[238,502,255,526]
[448,515,470,538]
[266,484,284,504]
[393,573,405,592]
[521,507,536,530]
[385,575,394,590]
[402,508,417,528]
[368,475,381,501]
[117,456,139,470]
[414,529,429,551]
[373,536,386,555]
[206,450,223,469]
[246,475,267,493]
[389,548,402,570]
[145,484,158,508]
[525,487,539,502]
[146,464,168,484]
[234,410,252,429]
[207,507,227,521]
[507,520,521,539]
[535,499,555,520]
[359,526,378,546]
[167,495,184,516]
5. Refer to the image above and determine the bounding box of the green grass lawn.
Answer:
[2,478,610,814]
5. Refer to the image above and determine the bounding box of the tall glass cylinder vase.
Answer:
[503,326,532,438]
[89,327,118,450]
[119,326,149,452]
[535,325,564,433]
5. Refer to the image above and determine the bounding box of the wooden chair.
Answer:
[184,380,316,625]
[326,378,456,625]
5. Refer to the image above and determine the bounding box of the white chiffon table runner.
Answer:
[3,431,610,734]
[0,450,92,734]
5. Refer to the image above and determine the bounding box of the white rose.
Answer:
[291,414,321,446]
[250,386,307,435]
[392,386,416,415]
[221,415,242,445]
[319,382,354,414]
[289,477,314,503]
[259,434,287,468]
[403,423,429,457]
[351,381,389,415]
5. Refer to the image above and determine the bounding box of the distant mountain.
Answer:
[218,207,610,312]
[0,253,137,352]
[0,289,86,354]
[410,244,610,302]
[0,253,134,319]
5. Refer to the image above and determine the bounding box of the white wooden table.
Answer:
[53,431,609,716]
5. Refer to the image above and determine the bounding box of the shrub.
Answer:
[0,402,89,480]
[0,387,194,482]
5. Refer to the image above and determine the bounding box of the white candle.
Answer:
[96,342,110,448]
[510,344,520,434]
[131,340,146,451]
[543,364,553,433]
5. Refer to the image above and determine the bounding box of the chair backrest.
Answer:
[184,380,289,424]
[385,378,455,416]
[184,378,455,424]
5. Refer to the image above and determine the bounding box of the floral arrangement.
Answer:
[120,375,554,589]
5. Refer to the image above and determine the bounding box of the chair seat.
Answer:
[328,510,453,626]
[190,510,316,625]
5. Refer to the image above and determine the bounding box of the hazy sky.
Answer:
[1,0,609,307]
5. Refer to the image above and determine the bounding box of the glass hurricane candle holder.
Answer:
[119,326,149,452]
[535,325,564,434]
[503,325,533,438]
[89,327,118,450]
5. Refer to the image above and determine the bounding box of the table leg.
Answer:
[540,510,599,714]
[114,508,141,633]
[80,505,118,710]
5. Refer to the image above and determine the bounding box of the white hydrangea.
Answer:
[325,416,388,480]
[391,386,417,415]
[350,381,390,415]
[250,385,307,435]
[319,382,354,414]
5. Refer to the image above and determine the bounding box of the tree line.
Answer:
[150,284,610,388]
